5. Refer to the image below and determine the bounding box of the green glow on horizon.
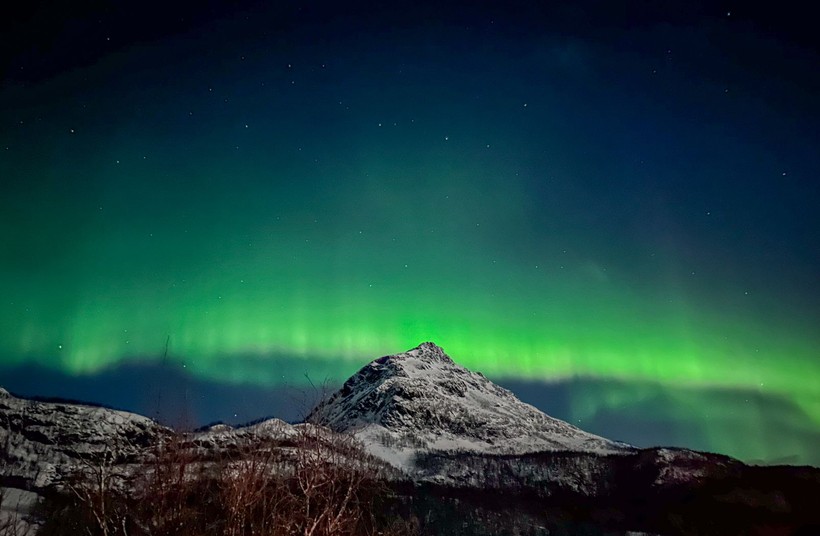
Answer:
[1,17,818,468]
[568,381,820,465]
[4,233,819,429]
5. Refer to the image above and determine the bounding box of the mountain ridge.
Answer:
[308,342,632,472]
[3,342,820,535]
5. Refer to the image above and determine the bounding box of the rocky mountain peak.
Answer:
[381,342,452,363]
[308,343,629,471]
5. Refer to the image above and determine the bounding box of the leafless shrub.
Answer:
[218,433,288,535]
[216,420,401,536]
[291,424,377,535]
[63,444,132,536]
[25,376,415,536]
[131,432,203,536]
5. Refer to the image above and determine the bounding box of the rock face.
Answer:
[0,390,321,492]
[0,389,170,532]
[0,389,167,489]
[308,342,631,471]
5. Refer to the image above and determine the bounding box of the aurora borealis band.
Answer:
[1,1,818,465]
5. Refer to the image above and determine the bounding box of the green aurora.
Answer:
[1,1,818,465]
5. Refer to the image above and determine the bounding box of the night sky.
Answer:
[1,1,818,466]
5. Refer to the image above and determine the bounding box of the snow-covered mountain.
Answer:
[0,387,171,531]
[0,387,166,488]
[308,342,633,471]
[0,387,344,493]
[0,387,376,532]
[3,346,820,535]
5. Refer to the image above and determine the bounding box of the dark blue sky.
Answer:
[1,0,818,466]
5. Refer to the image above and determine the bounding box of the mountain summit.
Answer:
[308,342,631,470]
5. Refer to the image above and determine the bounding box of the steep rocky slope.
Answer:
[308,342,632,471]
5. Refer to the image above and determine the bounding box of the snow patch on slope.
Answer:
[309,342,632,472]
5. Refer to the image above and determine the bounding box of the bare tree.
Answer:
[64,447,127,536]
[131,431,200,536]
[27,383,416,536]
[218,429,288,536]
[216,420,397,536]
[293,424,370,535]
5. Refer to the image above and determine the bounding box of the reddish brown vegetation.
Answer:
[31,423,415,536]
